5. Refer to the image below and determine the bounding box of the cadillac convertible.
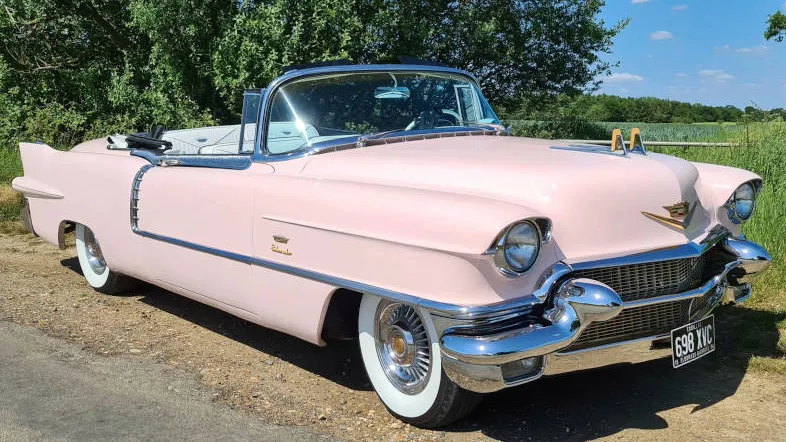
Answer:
[12,63,771,427]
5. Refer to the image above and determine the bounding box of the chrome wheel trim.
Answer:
[374,301,432,395]
[83,228,107,275]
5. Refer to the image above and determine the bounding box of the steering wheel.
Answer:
[412,109,443,130]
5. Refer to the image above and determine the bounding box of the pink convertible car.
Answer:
[12,63,771,427]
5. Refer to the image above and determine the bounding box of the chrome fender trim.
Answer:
[722,237,772,283]
[440,279,623,366]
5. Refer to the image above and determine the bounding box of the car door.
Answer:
[134,162,274,314]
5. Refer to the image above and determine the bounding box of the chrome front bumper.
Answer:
[435,235,771,393]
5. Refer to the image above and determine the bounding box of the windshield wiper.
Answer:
[355,129,409,147]
[463,122,508,132]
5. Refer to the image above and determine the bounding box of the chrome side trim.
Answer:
[127,161,567,320]
[130,164,154,230]
[130,149,253,170]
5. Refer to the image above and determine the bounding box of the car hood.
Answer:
[298,135,716,262]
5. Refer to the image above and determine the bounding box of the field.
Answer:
[505,120,742,142]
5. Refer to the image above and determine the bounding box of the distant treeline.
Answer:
[504,94,747,124]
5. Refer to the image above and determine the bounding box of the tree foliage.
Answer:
[507,94,745,124]
[0,0,624,149]
[765,10,786,42]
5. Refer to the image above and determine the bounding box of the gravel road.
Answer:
[0,320,337,442]
[1,230,785,442]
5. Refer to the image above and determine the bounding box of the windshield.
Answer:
[265,71,500,154]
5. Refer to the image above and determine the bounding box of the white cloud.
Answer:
[650,31,674,40]
[675,72,688,77]
[603,73,645,83]
[714,44,731,51]
[698,69,735,82]
[736,45,770,55]
[699,69,723,77]
[632,0,650,3]
[672,4,688,11]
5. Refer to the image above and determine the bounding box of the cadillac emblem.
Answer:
[663,201,690,219]
[642,201,694,231]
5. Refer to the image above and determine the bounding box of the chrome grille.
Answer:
[568,300,691,350]
[572,255,706,302]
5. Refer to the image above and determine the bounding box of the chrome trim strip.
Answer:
[127,161,567,320]
[128,161,525,317]
[542,334,672,376]
[131,149,253,170]
[130,164,154,230]
[252,64,486,163]
[569,225,729,271]
[723,179,763,224]
[550,144,633,158]
[622,260,741,308]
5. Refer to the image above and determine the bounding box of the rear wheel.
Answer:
[358,294,481,428]
[75,224,136,294]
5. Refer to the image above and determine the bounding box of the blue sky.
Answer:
[597,0,786,109]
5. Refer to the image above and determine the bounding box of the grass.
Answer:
[0,185,22,222]
[649,122,786,374]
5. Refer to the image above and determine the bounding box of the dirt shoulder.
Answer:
[1,230,785,442]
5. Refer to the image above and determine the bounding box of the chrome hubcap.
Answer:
[375,301,431,394]
[83,228,106,275]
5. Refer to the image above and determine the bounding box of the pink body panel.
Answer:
[12,135,760,346]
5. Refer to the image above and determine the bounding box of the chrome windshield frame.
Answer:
[251,64,486,163]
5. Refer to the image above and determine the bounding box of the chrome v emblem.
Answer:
[642,201,695,231]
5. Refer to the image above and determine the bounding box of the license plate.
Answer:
[671,315,715,368]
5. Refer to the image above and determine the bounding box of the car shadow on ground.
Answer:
[449,304,784,441]
[134,281,371,391]
[58,258,784,440]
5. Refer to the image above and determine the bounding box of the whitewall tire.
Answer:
[358,294,481,427]
[75,224,135,294]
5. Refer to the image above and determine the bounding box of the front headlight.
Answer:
[490,220,543,276]
[725,181,761,224]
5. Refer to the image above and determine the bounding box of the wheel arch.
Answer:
[320,287,363,342]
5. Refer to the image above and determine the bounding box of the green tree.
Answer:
[765,10,786,42]
[0,0,625,147]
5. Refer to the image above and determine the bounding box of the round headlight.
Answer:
[502,221,540,273]
[726,182,758,224]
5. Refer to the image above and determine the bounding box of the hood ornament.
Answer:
[642,201,694,231]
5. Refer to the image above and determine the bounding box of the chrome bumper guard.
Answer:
[20,198,37,236]
[436,236,771,393]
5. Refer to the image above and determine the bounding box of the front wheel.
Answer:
[358,294,481,428]
[75,224,136,294]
